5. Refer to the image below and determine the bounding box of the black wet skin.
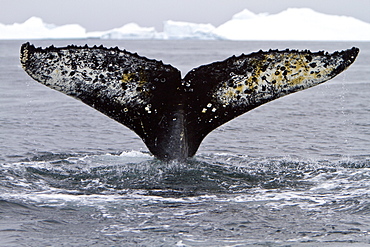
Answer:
[20,43,359,160]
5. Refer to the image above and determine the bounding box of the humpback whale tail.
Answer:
[20,43,359,160]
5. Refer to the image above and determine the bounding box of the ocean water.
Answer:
[0,40,370,246]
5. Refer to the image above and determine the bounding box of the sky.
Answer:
[1,0,370,32]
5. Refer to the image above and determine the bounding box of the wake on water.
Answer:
[2,151,370,205]
[1,151,370,245]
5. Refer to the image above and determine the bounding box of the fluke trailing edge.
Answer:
[20,43,359,160]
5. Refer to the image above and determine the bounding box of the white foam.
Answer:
[119,150,152,158]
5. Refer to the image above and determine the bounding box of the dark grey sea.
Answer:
[1,40,370,246]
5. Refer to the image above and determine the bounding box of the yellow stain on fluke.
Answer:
[119,70,152,105]
[121,71,149,85]
[216,52,337,105]
[121,72,135,83]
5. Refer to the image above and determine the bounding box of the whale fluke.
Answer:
[20,43,359,160]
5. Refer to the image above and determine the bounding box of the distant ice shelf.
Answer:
[1,8,370,41]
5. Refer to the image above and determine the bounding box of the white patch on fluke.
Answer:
[29,48,151,107]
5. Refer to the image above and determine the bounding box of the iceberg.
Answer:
[99,21,220,40]
[1,8,370,41]
[231,9,268,20]
[0,17,86,40]
[162,20,219,40]
[214,8,370,41]
[98,23,162,40]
